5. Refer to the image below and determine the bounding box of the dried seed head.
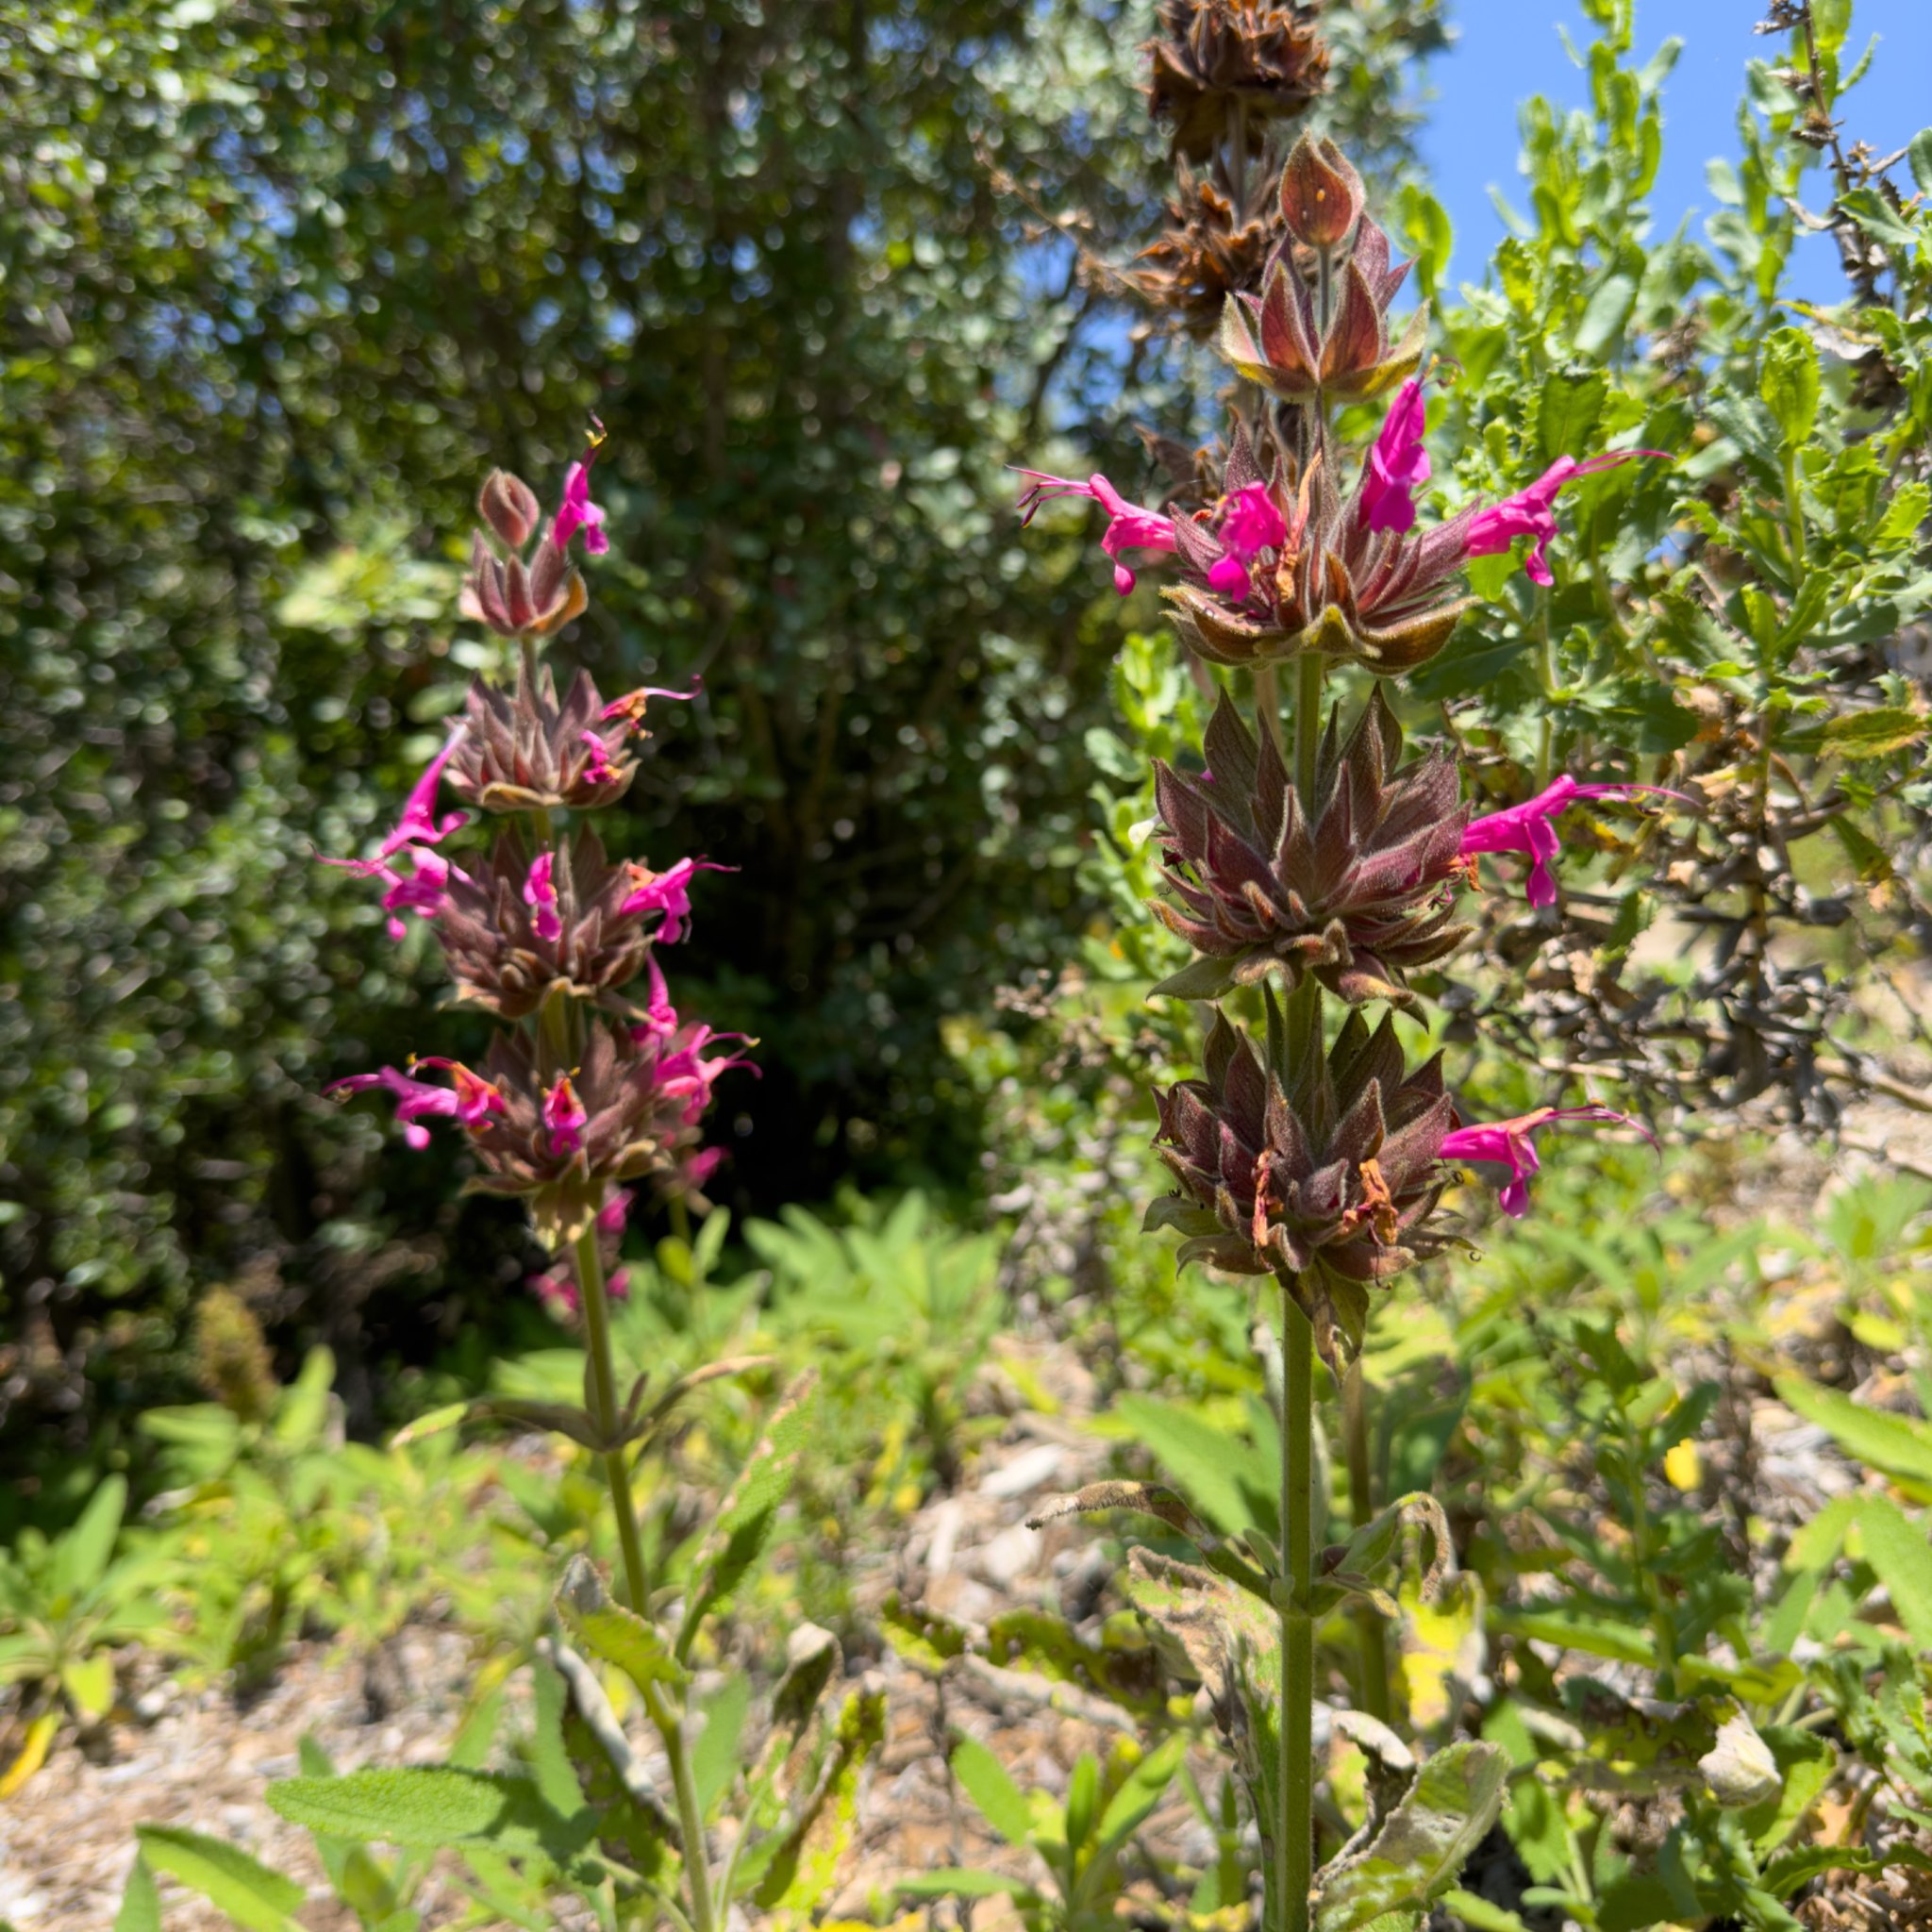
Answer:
[1146,0,1330,162]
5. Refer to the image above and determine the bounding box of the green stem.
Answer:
[1279,1290,1316,1932]
[576,1223,716,1932]
[575,1224,650,1609]
[1341,1362,1391,1723]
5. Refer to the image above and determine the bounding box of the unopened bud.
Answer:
[478,470,541,551]
[1280,133,1363,251]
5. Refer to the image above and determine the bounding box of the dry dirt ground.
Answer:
[0,1342,1221,1930]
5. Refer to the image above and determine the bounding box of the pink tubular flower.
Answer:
[523,850,562,942]
[327,1058,504,1150]
[1358,378,1431,536]
[1015,471,1177,595]
[1461,774,1689,908]
[619,856,733,945]
[381,724,470,857]
[1441,1105,1654,1218]
[542,1074,589,1158]
[321,845,458,941]
[1207,483,1289,599]
[553,453,609,557]
[602,679,703,733]
[636,955,679,1038]
[1463,450,1665,587]
[578,731,623,786]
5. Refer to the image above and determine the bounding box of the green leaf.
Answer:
[1838,187,1920,254]
[266,1768,593,1861]
[896,1870,1036,1900]
[680,1374,816,1650]
[58,1476,126,1599]
[113,1857,162,1932]
[273,1345,335,1449]
[1911,129,1932,198]
[1092,1730,1188,1860]
[1111,1393,1274,1541]
[59,1652,114,1721]
[1148,953,1240,1002]
[750,1688,886,1919]
[1574,278,1637,363]
[1440,1890,1529,1932]
[1819,706,1926,760]
[1312,1742,1510,1932]
[1739,1727,1834,1857]
[691,1674,752,1817]
[1537,371,1609,464]
[134,1826,306,1932]
[1490,1607,1657,1666]
[1828,814,1892,885]
[555,1556,689,1694]
[1759,328,1820,444]
[1850,1495,1932,1649]
[1774,1377,1932,1489]
[949,1734,1036,1851]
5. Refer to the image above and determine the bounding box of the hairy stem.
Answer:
[1341,1360,1391,1722]
[575,1222,650,1609]
[1293,650,1325,802]
[576,1222,716,1932]
[1279,1289,1316,1932]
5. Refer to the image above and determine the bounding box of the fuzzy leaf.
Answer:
[133,1827,306,1932]
[555,1555,690,1692]
[266,1767,595,1861]
[1311,1742,1509,1932]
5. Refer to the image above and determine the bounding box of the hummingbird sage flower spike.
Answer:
[1461,775,1690,908]
[1440,1104,1656,1219]
[1148,991,1455,1369]
[1150,686,1470,1005]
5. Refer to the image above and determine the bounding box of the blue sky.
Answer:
[1418,0,1931,294]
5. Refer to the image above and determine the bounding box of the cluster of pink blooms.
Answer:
[323,443,752,1313]
[1024,369,1683,1228]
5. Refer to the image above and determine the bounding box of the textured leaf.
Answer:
[1850,1495,1932,1649]
[1818,706,1925,760]
[681,1373,816,1649]
[1774,1376,1932,1490]
[948,1734,1036,1850]
[1311,1742,1509,1932]
[754,1690,886,1924]
[113,1857,162,1932]
[134,1826,306,1932]
[555,1555,688,1693]
[266,1767,594,1861]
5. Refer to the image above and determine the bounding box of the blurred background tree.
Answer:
[0,0,1440,1448]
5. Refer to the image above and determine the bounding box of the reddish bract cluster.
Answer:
[324,445,752,1285]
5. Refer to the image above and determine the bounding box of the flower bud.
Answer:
[1279,132,1363,250]
[478,470,541,551]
